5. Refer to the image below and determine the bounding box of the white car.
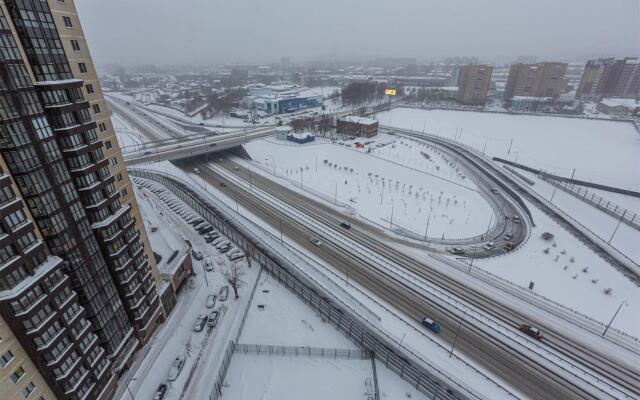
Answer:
[193,315,207,332]
[483,242,496,250]
[310,238,322,247]
[206,294,217,308]
[167,355,186,381]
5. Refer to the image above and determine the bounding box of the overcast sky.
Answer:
[75,0,639,66]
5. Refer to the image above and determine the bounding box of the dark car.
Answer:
[153,384,168,400]
[220,182,227,187]
[340,222,351,229]
[519,324,543,340]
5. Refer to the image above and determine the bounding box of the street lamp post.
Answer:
[125,377,137,400]
[603,300,627,337]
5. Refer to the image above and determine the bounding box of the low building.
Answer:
[597,98,640,117]
[337,116,379,137]
[510,96,554,112]
[137,191,193,317]
[248,85,324,114]
[287,132,316,143]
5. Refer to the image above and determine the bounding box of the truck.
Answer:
[421,317,441,334]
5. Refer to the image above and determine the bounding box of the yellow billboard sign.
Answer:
[385,88,397,96]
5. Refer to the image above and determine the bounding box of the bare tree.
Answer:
[224,261,246,299]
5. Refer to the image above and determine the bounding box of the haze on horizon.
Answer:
[76,0,639,66]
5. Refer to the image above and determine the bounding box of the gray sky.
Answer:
[76,0,639,66]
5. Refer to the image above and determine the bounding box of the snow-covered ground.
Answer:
[376,108,640,191]
[244,135,494,239]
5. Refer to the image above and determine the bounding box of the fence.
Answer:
[234,343,371,360]
[130,169,479,400]
[210,341,235,400]
[539,174,640,231]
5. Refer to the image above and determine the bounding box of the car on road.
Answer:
[504,242,515,251]
[208,310,220,328]
[219,285,229,301]
[194,168,200,174]
[220,182,227,187]
[422,317,441,334]
[340,222,351,229]
[518,324,543,340]
[310,238,322,247]
[233,166,240,171]
[205,260,215,272]
[449,247,465,255]
[193,314,208,332]
[206,294,217,309]
[153,384,168,400]
[513,215,521,224]
[504,233,513,240]
[191,250,203,261]
[490,188,499,194]
[483,242,496,250]
[167,355,186,381]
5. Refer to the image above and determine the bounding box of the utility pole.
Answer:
[389,200,394,230]
[550,184,558,202]
[603,300,627,337]
[468,246,477,273]
[507,138,513,154]
[482,137,488,156]
[424,213,431,240]
[449,311,466,358]
[334,181,338,204]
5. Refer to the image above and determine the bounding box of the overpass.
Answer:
[122,127,276,165]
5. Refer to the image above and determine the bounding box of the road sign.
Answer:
[385,88,397,96]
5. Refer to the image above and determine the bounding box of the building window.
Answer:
[22,381,35,398]
[70,39,80,51]
[62,16,72,28]
[105,140,112,149]
[86,83,94,94]
[0,350,14,367]
[98,122,107,132]
[116,173,123,182]
[11,366,25,382]
[92,104,100,114]
[78,63,87,73]
[111,157,118,166]
[121,188,128,197]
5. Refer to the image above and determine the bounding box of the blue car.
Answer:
[422,317,441,334]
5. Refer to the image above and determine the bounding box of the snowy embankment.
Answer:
[376,108,640,192]
[244,135,495,240]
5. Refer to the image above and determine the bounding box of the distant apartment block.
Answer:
[504,62,567,103]
[577,58,640,99]
[455,64,493,105]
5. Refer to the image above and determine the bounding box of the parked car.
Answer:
[219,245,231,253]
[422,317,441,334]
[205,236,216,243]
[219,285,229,301]
[199,226,213,235]
[340,222,351,229]
[449,247,465,255]
[205,261,215,272]
[310,238,322,247]
[206,294,217,308]
[519,324,543,340]
[193,314,208,332]
[208,310,220,328]
[191,250,203,261]
[211,238,225,246]
[226,249,242,259]
[191,219,203,226]
[167,355,186,381]
[152,384,168,400]
[215,240,231,249]
[229,253,245,262]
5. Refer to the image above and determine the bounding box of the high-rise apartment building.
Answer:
[504,62,567,102]
[577,58,640,99]
[0,0,161,398]
[455,64,493,105]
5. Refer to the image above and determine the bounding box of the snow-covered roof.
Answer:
[600,98,640,109]
[287,132,314,140]
[511,96,553,102]
[339,116,378,125]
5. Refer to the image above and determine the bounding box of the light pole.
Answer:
[125,377,137,400]
[603,300,627,337]
[424,211,431,240]
[389,199,394,230]
[608,210,627,244]
[397,333,406,352]
[449,311,466,358]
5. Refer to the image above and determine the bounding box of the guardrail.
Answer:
[130,169,481,400]
[539,175,640,231]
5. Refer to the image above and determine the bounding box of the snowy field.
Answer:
[376,108,640,191]
[245,135,494,239]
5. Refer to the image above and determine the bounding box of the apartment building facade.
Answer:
[504,62,567,103]
[455,64,493,105]
[577,57,640,99]
[0,0,161,398]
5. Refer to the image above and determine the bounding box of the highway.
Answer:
[192,156,639,400]
[109,102,640,399]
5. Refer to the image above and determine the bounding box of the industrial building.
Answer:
[337,116,379,138]
[247,84,324,114]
